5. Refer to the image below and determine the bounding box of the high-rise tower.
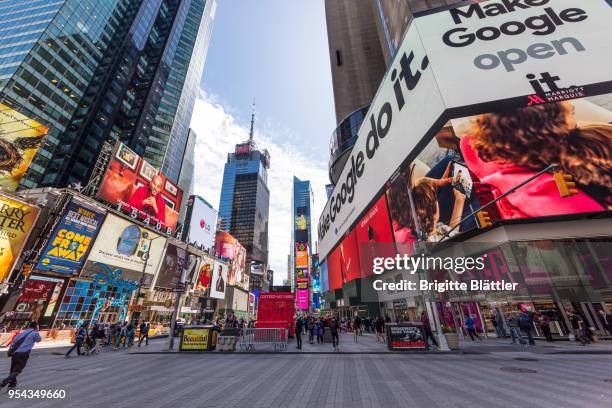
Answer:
[218,104,270,267]
[0,0,216,190]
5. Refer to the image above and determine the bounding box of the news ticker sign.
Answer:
[317,0,612,259]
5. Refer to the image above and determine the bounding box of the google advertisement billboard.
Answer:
[318,0,612,265]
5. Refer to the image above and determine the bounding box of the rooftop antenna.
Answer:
[249,98,255,142]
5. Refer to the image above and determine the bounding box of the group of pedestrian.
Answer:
[64,320,149,357]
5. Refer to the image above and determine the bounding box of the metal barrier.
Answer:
[239,328,288,351]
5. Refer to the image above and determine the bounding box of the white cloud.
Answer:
[190,94,329,285]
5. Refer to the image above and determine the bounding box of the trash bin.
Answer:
[179,325,218,351]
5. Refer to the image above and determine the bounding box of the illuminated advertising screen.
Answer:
[37,199,105,275]
[297,278,308,290]
[354,195,395,278]
[209,261,227,299]
[215,231,235,260]
[84,213,166,285]
[97,143,183,234]
[0,103,48,191]
[311,254,320,292]
[295,242,309,268]
[295,206,308,230]
[0,193,39,283]
[320,260,329,292]
[296,289,308,310]
[387,96,612,244]
[155,244,186,289]
[185,195,217,250]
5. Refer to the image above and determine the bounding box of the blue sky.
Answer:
[192,0,334,283]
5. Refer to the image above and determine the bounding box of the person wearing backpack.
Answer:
[1,321,41,391]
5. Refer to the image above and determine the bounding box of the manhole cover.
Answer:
[604,379,612,384]
[500,367,537,373]
[513,357,539,362]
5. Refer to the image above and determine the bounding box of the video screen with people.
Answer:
[386,94,612,245]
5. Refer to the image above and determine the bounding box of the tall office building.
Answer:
[177,127,198,223]
[325,0,460,184]
[0,0,216,189]
[291,176,313,310]
[218,107,270,266]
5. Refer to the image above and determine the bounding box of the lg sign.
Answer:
[199,219,211,232]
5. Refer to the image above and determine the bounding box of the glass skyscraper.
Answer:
[218,135,270,266]
[291,176,313,305]
[0,0,215,189]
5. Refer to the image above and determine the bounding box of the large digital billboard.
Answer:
[97,143,183,234]
[296,289,308,310]
[194,257,213,294]
[36,199,105,275]
[185,195,217,250]
[0,193,39,283]
[317,0,612,259]
[229,239,247,288]
[84,213,166,285]
[0,103,48,191]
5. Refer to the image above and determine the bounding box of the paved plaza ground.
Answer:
[1,333,611,407]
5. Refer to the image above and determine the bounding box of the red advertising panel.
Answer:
[338,229,361,284]
[256,292,295,333]
[97,143,183,234]
[355,195,395,278]
[327,244,342,290]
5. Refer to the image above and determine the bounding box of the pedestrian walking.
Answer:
[536,312,553,342]
[308,319,315,344]
[420,311,438,349]
[295,316,303,350]
[518,311,535,346]
[464,314,482,342]
[88,323,100,354]
[375,316,385,343]
[126,323,135,347]
[316,320,324,344]
[330,317,339,351]
[66,322,88,357]
[1,321,41,391]
[138,321,149,347]
[507,313,526,345]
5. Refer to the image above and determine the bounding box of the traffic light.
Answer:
[476,211,493,229]
[553,171,579,197]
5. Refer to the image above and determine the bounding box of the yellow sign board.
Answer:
[180,328,213,351]
[0,103,49,191]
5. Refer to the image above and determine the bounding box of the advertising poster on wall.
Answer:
[182,253,202,285]
[209,261,227,300]
[0,193,39,283]
[386,324,426,350]
[215,231,235,260]
[155,244,186,289]
[0,103,48,191]
[36,199,105,275]
[185,195,218,250]
[228,240,246,287]
[84,213,166,286]
[195,257,213,294]
[295,242,309,269]
[97,143,183,234]
[320,260,329,293]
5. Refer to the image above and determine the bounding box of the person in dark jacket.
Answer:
[1,321,41,390]
[138,321,150,347]
[420,311,438,349]
[66,322,88,357]
[295,316,303,349]
[330,317,339,351]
